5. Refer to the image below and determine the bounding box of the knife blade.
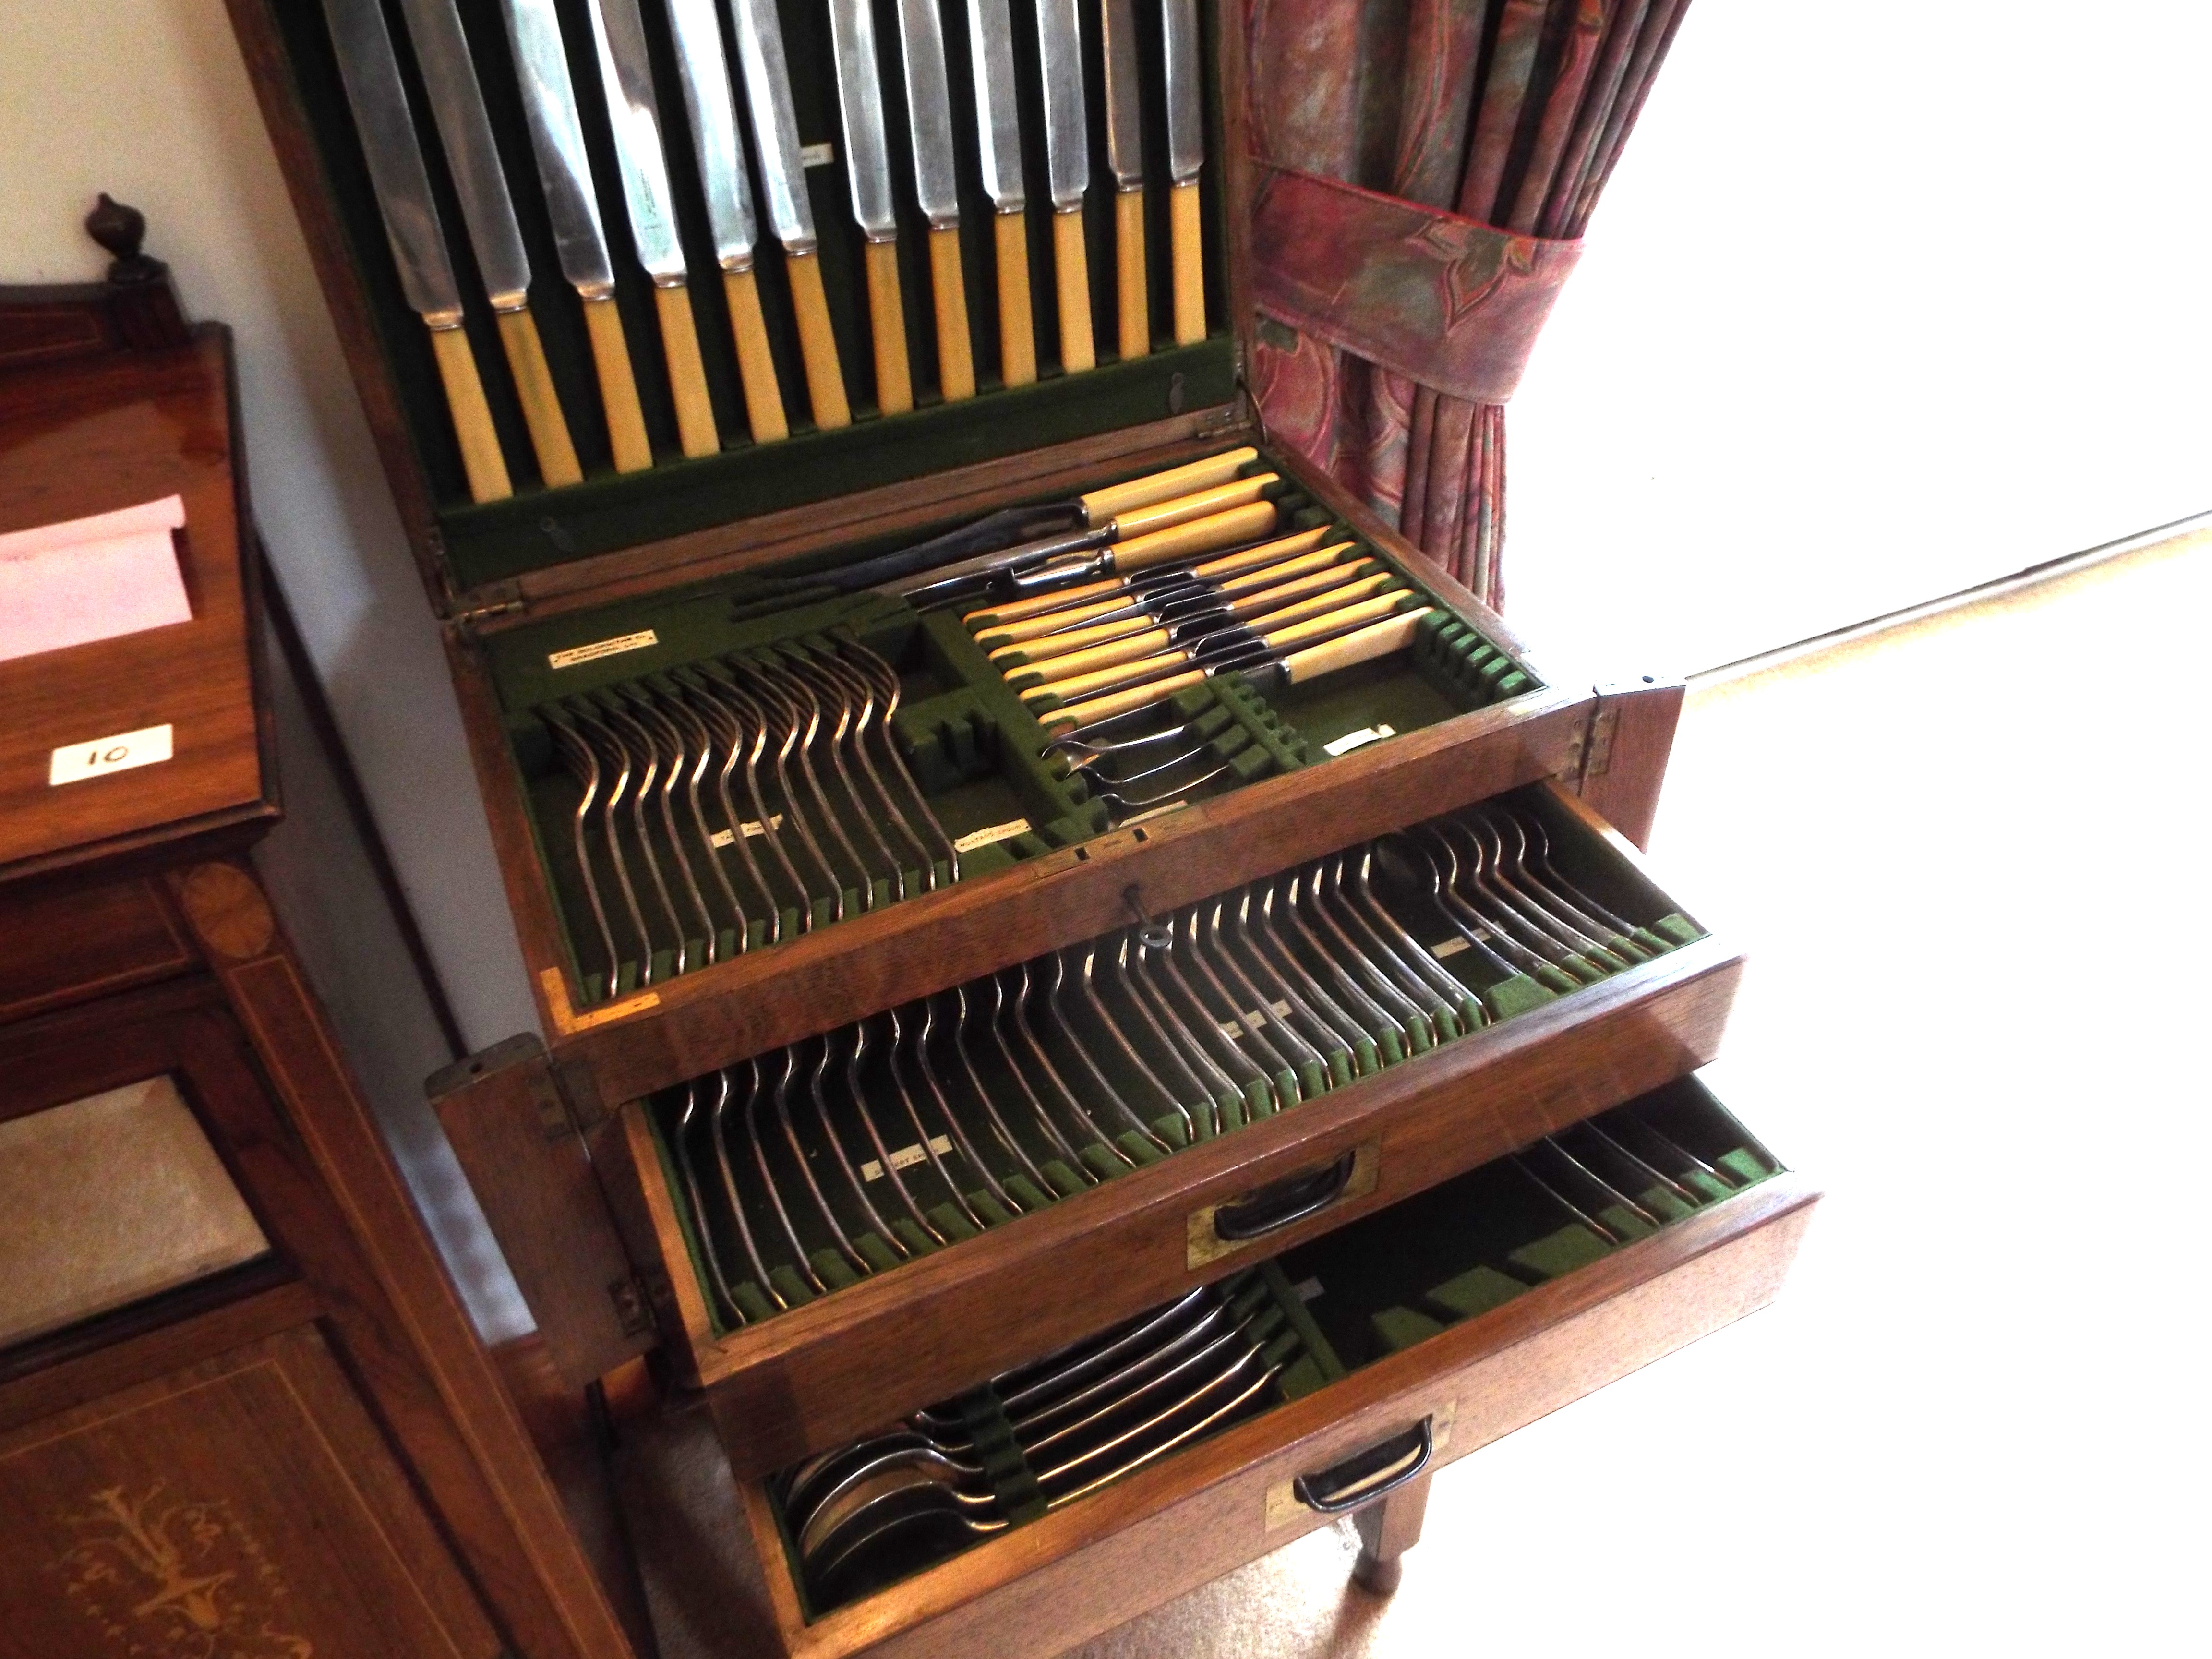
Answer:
[894,0,975,401]
[1034,0,1096,372]
[963,0,1035,386]
[1161,0,1206,343]
[729,0,852,428]
[663,0,788,441]
[580,0,720,457]
[321,0,511,502]
[394,0,582,485]
[825,0,914,415]
[1099,0,1149,361]
[494,0,654,471]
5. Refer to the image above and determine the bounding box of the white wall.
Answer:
[1505,0,2212,674]
[0,0,540,1054]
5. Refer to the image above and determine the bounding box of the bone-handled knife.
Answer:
[394,0,581,486]
[581,0,720,457]
[1161,0,1206,343]
[963,0,1035,386]
[1035,0,1097,372]
[1099,0,1149,361]
[894,0,975,401]
[496,0,654,471]
[664,0,788,442]
[728,0,850,428]
[826,0,914,415]
[322,0,511,501]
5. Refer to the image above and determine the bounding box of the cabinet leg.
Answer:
[1349,1471,1433,1595]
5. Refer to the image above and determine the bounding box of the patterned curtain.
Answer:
[1245,0,1693,607]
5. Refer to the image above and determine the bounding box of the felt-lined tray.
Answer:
[486,446,1542,1006]
[765,1074,1788,1619]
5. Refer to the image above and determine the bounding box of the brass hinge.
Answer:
[607,1274,657,1337]
[1584,707,1620,780]
[1195,402,1247,439]
[451,578,527,636]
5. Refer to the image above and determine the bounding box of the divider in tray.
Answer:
[490,448,1542,1004]
[641,782,1705,1336]
[768,1076,1782,1616]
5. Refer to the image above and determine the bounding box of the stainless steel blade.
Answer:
[894,0,961,228]
[964,0,1025,211]
[730,0,820,251]
[665,0,760,270]
[1099,0,1143,190]
[322,0,466,325]
[497,0,617,298]
[395,0,533,310]
[1162,0,1203,184]
[1034,0,1089,210]
[826,0,898,239]
[581,0,688,281]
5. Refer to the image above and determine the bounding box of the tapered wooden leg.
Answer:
[1350,1470,1432,1595]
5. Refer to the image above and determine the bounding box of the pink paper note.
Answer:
[0,495,192,663]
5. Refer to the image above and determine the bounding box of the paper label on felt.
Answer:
[710,814,784,847]
[548,630,658,669]
[0,495,190,663]
[49,723,174,786]
[954,817,1033,853]
[1431,937,1470,959]
[861,1136,952,1181]
[799,142,836,168]
[1219,999,1294,1040]
[1323,722,1395,757]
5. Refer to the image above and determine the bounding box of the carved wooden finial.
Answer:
[86,192,165,285]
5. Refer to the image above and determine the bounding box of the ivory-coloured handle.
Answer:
[1025,646,1188,705]
[581,295,653,473]
[1112,500,1277,570]
[1111,473,1274,538]
[929,226,976,402]
[1079,447,1258,524]
[1280,607,1433,684]
[1022,627,1173,686]
[1261,591,1410,651]
[1229,563,1383,620]
[786,250,852,430]
[1116,188,1149,361]
[494,307,581,486]
[722,267,788,443]
[967,574,1125,632]
[1045,666,1207,733]
[1189,526,1336,579]
[1216,545,1356,596]
[1169,178,1205,344]
[428,322,512,502]
[985,593,1133,649]
[865,239,913,416]
[654,283,720,458]
[1052,206,1095,373]
[994,210,1037,387]
[1237,573,1395,633]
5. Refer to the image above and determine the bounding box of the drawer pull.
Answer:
[1291,1417,1435,1515]
[1211,1150,1358,1243]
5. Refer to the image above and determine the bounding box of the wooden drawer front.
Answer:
[611,783,1738,1474]
[0,1322,504,1659]
[0,874,193,1023]
[615,1080,1818,1659]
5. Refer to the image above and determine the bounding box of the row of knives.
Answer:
[323,0,1209,502]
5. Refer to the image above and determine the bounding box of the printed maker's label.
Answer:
[549,630,658,669]
[862,1136,953,1181]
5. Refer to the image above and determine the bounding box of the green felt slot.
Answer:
[968,1192,1016,1229]
[927,1204,981,1244]
[1002,1175,1054,1213]
[1370,1306,1447,1354]
[1153,1113,1192,1151]
[1117,1130,1170,1166]
[1507,1224,1614,1282]
[1652,913,1704,946]
[1596,1204,1658,1242]
[854,1233,901,1274]
[1040,1160,1087,1199]
[1685,1168,1735,1203]
[768,1265,816,1308]
[1639,1185,1699,1224]
[1421,1264,1527,1323]
[733,1281,776,1322]
[1080,1144,1130,1182]
[889,1219,940,1257]
[810,1250,861,1290]
[1719,1147,1773,1184]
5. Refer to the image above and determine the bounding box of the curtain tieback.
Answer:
[1249,161,1584,406]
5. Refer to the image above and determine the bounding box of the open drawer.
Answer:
[605,1075,1819,1658]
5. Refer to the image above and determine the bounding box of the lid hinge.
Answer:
[607,1272,658,1337]
[451,578,527,637]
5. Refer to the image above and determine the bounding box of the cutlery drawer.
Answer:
[578,781,1743,1475]
[609,1074,1817,1658]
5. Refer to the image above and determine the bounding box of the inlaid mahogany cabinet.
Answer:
[0,249,631,1659]
[220,0,1821,1652]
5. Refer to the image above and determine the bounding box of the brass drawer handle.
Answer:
[1211,1149,1358,1243]
[1291,1417,1435,1515]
